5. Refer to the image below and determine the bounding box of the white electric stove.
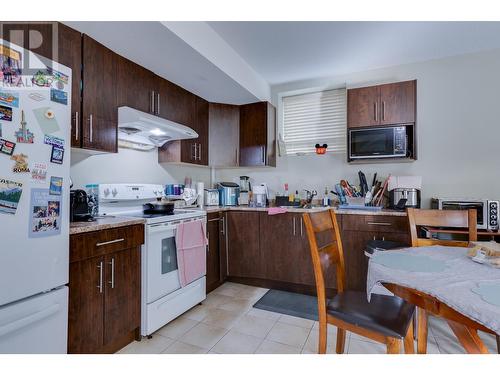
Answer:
[90,183,207,336]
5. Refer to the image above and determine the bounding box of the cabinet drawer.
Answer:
[70,224,144,263]
[340,214,408,234]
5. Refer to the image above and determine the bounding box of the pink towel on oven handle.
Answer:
[175,220,208,287]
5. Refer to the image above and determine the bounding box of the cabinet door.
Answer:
[259,213,295,282]
[347,85,380,128]
[82,34,117,152]
[194,96,209,165]
[379,80,416,125]
[103,247,141,348]
[116,55,157,114]
[239,102,268,166]
[68,257,104,354]
[226,211,262,278]
[339,230,375,291]
[206,215,221,293]
[57,23,82,148]
[157,78,195,125]
[208,103,240,167]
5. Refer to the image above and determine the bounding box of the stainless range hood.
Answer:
[118,106,198,151]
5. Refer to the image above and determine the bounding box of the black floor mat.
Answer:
[253,289,319,321]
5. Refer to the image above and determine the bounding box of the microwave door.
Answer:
[350,128,395,158]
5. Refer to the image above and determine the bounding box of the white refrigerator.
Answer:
[0,39,71,353]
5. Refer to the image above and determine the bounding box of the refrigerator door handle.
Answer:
[0,304,60,338]
[97,261,103,293]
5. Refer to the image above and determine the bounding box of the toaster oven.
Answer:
[431,198,499,231]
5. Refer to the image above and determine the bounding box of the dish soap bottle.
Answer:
[322,186,330,207]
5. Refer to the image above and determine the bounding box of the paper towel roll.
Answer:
[196,182,204,208]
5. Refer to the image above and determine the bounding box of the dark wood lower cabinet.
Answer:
[68,224,144,354]
[221,210,409,296]
[206,212,227,293]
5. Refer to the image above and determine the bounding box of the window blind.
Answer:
[282,88,346,155]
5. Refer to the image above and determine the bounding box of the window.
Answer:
[282,88,347,155]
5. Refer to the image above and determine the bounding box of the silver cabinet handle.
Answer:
[89,114,93,143]
[150,91,155,114]
[97,261,103,293]
[192,143,197,160]
[374,102,377,121]
[207,231,210,253]
[300,217,303,237]
[220,216,225,235]
[156,93,160,115]
[367,222,391,226]
[96,238,124,247]
[292,217,296,236]
[261,146,265,164]
[75,111,79,141]
[108,258,115,289]
[198,144,202,161]
[382,101,385,121]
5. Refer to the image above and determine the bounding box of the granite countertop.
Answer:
[70,216,146,235]
[202,205,407,216]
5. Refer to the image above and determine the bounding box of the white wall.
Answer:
[215,48,500,207]
[70,148,211,189]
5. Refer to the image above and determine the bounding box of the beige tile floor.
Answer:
[118,282,498,354]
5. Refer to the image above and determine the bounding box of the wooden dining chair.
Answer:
[302,209,416,354]
[405,208,500,354]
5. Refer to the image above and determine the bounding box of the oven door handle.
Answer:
[147,223,177,233]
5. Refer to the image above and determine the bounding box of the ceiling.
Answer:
[65,21,259,104]
[208,21,500,85]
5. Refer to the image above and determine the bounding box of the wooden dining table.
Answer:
[367,246,500,354]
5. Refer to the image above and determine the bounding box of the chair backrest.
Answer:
[302,210,346,310]
[406,208,477,247]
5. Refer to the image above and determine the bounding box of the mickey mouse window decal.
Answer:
[315,144,328,155]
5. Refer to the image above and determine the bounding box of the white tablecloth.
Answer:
[367,245,500,335]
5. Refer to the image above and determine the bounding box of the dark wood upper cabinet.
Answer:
[347,80,416,128]
[209,103,240,167]
[347,85,380,128]
[194,96,209,166]
[116,55,157,114]
[57,23,82,148]
[239,102,276,167]
[81,34,118,153]
[379,80,416,125]
[157,79,195,125]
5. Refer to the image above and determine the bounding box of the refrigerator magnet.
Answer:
[43,134,65,150]
[28,92,46,102]
[28,188,62,238]
[0,104,13,121]
[33,107,60,134]
[15,110,35,143]
[49,176,63,195]
[0,90,19,107]
[31,70,53,87]
[0,138,16,156]
[50,146,64,164]
[50,88,67,106]
[11,153,30,173]
[0,178,23,215]
[31,162,48,183]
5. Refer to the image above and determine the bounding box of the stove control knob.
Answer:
[103,188,110,196]
[112,188,118,197]
[491,209,497,215]
[491,203,498,209]
[491,214,497,220]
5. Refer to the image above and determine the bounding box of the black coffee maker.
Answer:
[70,190,93,222]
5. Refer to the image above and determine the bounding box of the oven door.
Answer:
[441,201,486,229]
[145,221,182,303]
[350,127,398,159]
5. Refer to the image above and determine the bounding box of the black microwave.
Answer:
[349,126,407,159]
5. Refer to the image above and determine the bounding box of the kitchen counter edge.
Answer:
[70,216,147,235]
[202,206,407,216]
